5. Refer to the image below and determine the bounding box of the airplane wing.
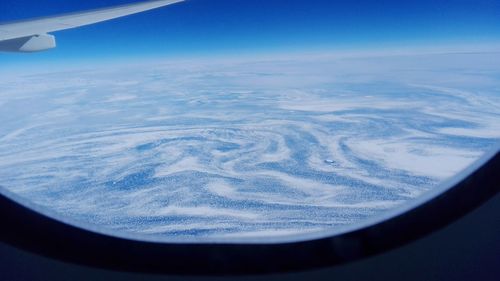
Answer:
[0,0,184,52]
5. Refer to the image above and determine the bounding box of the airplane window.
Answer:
[0,0,499,242]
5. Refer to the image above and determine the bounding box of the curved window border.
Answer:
[0,145,499,275]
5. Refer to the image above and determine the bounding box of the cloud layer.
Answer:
[0,52,499,238]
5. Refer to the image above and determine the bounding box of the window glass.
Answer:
[0,0,499,239]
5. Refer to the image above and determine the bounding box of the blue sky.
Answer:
[1,0,499,66]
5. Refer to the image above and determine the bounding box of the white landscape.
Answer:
[0,51,499,238]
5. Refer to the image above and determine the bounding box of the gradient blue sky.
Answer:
[1,0,499,66]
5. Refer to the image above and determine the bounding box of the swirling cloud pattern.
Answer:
[0,52,499,238]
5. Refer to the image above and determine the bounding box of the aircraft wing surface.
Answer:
[0,0,184,52]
